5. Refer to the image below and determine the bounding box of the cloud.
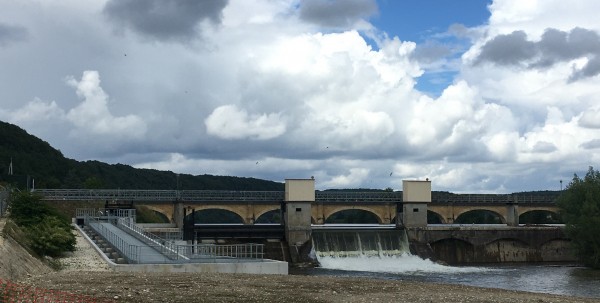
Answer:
[322,167,370,188]
[473,27,600,80]
[580,139,600,149]
[411,41,452,64]
[531,141,557,153]
[298,0,377,29]
[65,71,147,138]
[579,107,600,128]
[474,30,536,65]
[5,0,600,193]
[103,0,229,42]
[0,22,28,46]
[6,99,65,122]
[204,105,286,140]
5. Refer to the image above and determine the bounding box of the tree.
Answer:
[557,166,600,268]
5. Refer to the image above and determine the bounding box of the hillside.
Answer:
[0,121,283,190]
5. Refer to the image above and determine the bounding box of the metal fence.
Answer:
[184,243,264,261]
[85,215,143,264]
[115,217,187,261]
[0,187,8,217]
[36,188,560,204]
[83,215,264,264]
[76,208,136,221]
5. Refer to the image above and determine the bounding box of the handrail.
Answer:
[84,213,263,263]
[115,217,188,260]
[0,188,9,217]
[35,188,561,204]
[84,215,141,263]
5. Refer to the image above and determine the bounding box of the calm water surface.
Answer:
[292,258,600,298]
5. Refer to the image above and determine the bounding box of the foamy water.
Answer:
[316,254,493,274]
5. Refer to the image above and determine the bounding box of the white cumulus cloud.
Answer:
[205,104,286,140]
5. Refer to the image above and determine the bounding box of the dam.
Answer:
[34,179,575,265]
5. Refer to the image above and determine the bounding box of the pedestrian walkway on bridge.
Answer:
[77,208,288,274]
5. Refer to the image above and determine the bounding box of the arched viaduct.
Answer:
[35,183,572,264]
[35,188,561,226]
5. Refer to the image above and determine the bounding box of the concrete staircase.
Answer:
[82,225,127,264]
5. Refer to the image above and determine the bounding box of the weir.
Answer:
[312,227,410,258]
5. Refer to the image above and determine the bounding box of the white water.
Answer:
[317,254,493,274]
[312,229,492,274]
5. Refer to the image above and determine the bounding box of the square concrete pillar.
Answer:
[402,180,431,228]
[284,179,314,246]
[506,202,519,227]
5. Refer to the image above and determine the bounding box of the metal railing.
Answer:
[0,188,8,217]
[84,214,264,264]
[315,191,402,202]
[147,230,183,241]
[185,243,264,261]
[76,208,136,221]
[84,215,142,264]
[36,188,561,204]
[115,217,187,261]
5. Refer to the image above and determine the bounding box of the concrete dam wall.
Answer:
[406,226,577,265]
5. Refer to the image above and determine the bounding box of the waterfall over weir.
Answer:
[312,227,410,258]
[311,226,492,274]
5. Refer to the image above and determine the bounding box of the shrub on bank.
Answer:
[8,191,75,258]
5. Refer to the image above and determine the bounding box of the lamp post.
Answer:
[560,180,563,191]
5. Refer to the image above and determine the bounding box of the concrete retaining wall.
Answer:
[111,261,288,274]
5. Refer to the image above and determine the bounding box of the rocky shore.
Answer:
[24,271,600,303]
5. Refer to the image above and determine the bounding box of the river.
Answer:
[291,255,600,298]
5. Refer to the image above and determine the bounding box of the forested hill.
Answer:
[0,121,284,190]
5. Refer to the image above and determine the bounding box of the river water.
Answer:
[291,255,600,298]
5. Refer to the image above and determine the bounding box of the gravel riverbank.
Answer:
[17,229,598,303]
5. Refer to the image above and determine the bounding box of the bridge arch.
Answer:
[313,204,396,224]
[519,210,562,224]
[427,210,444,224]
[324,209,381,224]
[139,205,175,223]
[135,206,170,223]
[255,209,282,224]
[454,209,505,224]
[187,208,245,224]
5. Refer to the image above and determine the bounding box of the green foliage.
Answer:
[26,216,75,258]
[8,191,75,257]
[557,166,600,268]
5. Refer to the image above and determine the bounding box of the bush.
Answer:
[8,192,75,257]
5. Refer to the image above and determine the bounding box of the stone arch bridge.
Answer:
[35,189,560,226]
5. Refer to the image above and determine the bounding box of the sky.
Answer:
[1,0,600,193]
